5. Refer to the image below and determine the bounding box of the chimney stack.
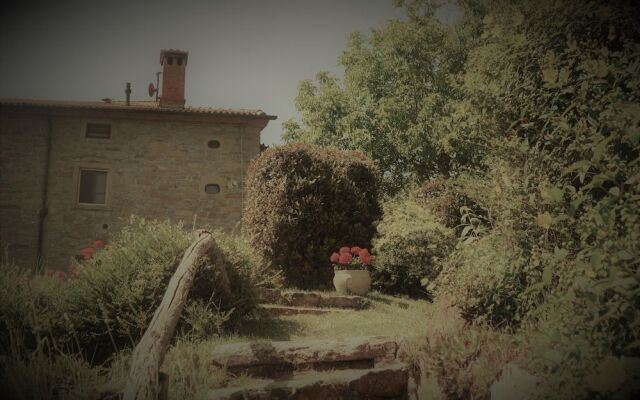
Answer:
[159,49,188,108]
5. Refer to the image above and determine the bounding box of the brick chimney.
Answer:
[159,49,189,108]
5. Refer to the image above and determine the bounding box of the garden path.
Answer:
[205,289,419,400]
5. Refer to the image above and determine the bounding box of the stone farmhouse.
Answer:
[0,49,276,269]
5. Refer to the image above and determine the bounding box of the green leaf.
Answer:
[541,186,564,203]
[563,160,591,174]
[542,68,558,85]
[616,250,633,260]
[542,265,553,285]
[554,247,569,260]
[536,213,553,229]
[461,225,473,237]
[591,248,604,269]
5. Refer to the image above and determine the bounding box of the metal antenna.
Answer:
[125,82,131,106]
[155,72,161,101]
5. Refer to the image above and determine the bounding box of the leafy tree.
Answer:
[283,0,479,194]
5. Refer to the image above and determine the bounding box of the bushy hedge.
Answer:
[0,217,280,361]
[243,143,381,288]
[435,232,530,326]
[372,198,454,297]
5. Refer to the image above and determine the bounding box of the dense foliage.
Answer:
[287,0,640,397]
[0,218,280,361]
[436,232,530,326]
[282,1,476,193]
[242,143,381,288]
[372,198,454,297]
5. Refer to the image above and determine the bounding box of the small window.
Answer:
[177,57,183,66]
[79,170,107,204]
[205,184,220,194]
[207,140,221,149]
[86,123,111,139]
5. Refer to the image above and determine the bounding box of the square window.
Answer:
[86,123,111,139]
[78,170,107,204]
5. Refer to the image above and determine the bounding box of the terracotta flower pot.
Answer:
[333,269,371,296]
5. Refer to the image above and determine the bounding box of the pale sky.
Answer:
[0,0,457,145]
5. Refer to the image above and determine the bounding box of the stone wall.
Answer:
[0,111,49,267]
[0,107,263,268]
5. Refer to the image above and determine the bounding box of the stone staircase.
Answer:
[205,289,413,399]
[207,336,410,400]
[257,288,371,317]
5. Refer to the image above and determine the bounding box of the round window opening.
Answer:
[205,184,220,194]
[207,140,221,149]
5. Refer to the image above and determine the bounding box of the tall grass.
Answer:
[0,217,281,398]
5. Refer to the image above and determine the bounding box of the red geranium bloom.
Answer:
[93,240,105,249]
[360,252,372,265]
[338,252,353,265]
[339,246,351,254]
[80,247,94,260]
[56,271,66,281]
[330,252,340,263]
[350,246,362,256]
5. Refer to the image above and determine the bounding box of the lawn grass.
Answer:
[159,290,432,398]
[1,288,432,399]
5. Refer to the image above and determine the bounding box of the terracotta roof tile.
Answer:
[0,98,276,120]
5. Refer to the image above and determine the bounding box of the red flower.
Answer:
[93,240,105,249]
[360,252,371,265]
[330,252,340,263]
[338,252,353,265]
[80,247,95,260]
[339,246,351,255]
[46,269,66,281]
[350,246,362,256]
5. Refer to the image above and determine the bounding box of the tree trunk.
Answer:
[122,230,214,400]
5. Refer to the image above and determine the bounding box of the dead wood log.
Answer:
[122,229,214,400]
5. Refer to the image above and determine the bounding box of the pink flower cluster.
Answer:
[330,245,372,270]
[46,239,107,282]
[79,239,105,260]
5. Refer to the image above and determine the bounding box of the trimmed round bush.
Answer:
[372,199,454,297]
[435,232,528,326]
[243,143,381,289]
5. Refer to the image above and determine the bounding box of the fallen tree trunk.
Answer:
[123,229,214,400]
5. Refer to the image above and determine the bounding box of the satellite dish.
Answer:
[148,83,157,98]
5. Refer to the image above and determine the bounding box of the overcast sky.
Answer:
[0,0,457,145]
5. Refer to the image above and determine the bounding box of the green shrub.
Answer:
[0,263,66,352]
[436,232,529,326]
[412,176,480,231]
[372,198,454,297]
[243,142,381,289]
[60,217,279,358]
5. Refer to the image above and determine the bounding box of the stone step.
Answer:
[207,362,409,400]
[210,336,400,379]
[260,288,370,310]
[258,304,354,317]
